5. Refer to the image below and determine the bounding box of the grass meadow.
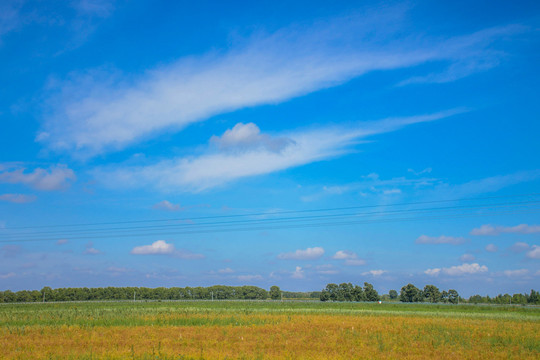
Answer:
[1,300,539,359]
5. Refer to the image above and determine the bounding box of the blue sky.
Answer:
[0,0,539,296]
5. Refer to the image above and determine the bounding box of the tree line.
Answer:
[319,282,540,305]
[0,285,274,303]
[1,284,539,305]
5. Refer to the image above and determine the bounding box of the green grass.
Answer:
[1,300,538,328]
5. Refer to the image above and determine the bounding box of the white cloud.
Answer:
[210,122,293,153]
[84,241,102,255]
[471,224,540,236]
[39,6,520,158]
[485,244,498,252]
[218,268,234,274]
[510,242,530,253]
[443,263,488,276]
[0,1,22,39]
[56,239,68,245]
[152,200,181,211]
[424,268,441,276]
[416,235,466,245]
[0,272,16,279]
[237,274,263,282]
[131,240,174,255]
[0,193,36,203]
[425,263,488,276]
[0,163,76,191]
[291,266,305,279]
[277,247,324,260]
[332,250,366,266]
[526,245,540,259]
[362,270,386,276]
[460,253,476,262]
[130,240,204,259]
[332,250,357,260]
[503,269,529,277]
[93,111,462,192]
[383,189,401,195]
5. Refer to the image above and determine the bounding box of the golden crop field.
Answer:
[1,301,539,359]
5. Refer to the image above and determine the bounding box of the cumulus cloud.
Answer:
[416,235,466,245]
[485,244,498,252]
[291,266,305,279]
[362,270,387,276]
[510,242,530,253]
[0,193,37,203]
[39,5,519,158]
[425,263,488,276]
[424,268,441,276]
[130,240,204,259]
[0,163,75,191]
[277,247,324,260]
[152,200,181,211]
[503,269,529,277]
[460,253,475,262]
[526,245,540,259]
[471,224,540,236]
[210,122,294,153]
[332,250,366,266]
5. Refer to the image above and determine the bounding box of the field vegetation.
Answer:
[1,300,538,359]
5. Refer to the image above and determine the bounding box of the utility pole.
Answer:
[134,291,136,302]
[281,291,283,302]
[211,291,214,301]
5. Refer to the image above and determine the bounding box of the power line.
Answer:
[3,199,540,240]
[5,192,540,230]
[1,207,538,243]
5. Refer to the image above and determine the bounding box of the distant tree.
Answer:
[448,289,459,304]
[389,290,398,300]
[363,282,380,302]
[270,286,281,300]
[320,290,330,302]
[352,285,366,302]
[400,284,420,302]
[528,290,540,304]
[423,285,441,303]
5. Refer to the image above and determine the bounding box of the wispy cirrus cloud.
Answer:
[152,200,182,212]
[416,235,466,245]
[0,163,76,191]
[0,193,36,203]
[38,5,523,158]
[471,224,540,236]
[93,111,462,192]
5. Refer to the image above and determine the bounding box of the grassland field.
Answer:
[1,300,539,359]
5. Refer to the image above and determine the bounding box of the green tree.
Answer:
[270,286,281,300]
[400,283,420,302]
[363,282,380,302]
[388,290,398,300]
[423,285,441,303]
[448,289,459,304]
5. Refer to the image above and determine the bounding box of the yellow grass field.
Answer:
[1,301,539,359]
